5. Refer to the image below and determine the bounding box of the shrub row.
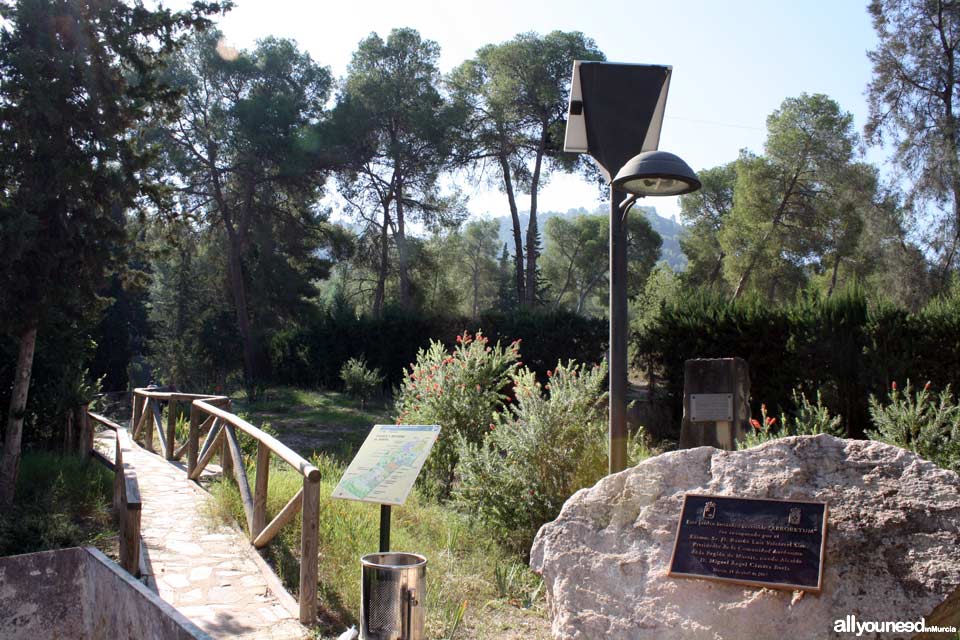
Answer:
[632,286,960,439]
[266,305,608,390]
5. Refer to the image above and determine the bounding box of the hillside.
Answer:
[490,205,687,271]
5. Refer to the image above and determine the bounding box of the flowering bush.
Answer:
[394,332,520,498]
[453,360,609,555]
[739,389,843,449]
[867,381,960,473]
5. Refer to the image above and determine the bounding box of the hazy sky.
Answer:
[212,0,880,222]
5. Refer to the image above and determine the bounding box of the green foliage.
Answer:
[739,390,844,449]
[634,286,876,438]
[395,332,520,498]
[0,452,114,556]
[266,306,607,391]
[448,31,605,306]
[157,29,337,396]
[867,381,960,473]
[0,0,225,483]
[541,212,661,315]
[453,360,608,555]
[339,358,383,407]
[679,162,736,292]
[866,0,960,277]
[206,454,544,637]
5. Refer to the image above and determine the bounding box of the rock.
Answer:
[530,435,960,639]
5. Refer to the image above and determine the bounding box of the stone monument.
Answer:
[531,435,960,639]
[679,358,750,450]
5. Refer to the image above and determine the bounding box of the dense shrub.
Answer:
[634,285,960,440]
[453,360,609,555]
[867,381,960,473]
[266,305,606,391]
[339,358,382,408]
[395,332,520,498]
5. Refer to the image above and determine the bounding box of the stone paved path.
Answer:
[100,428,310,640]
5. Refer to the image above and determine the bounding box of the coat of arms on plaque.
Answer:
[788,507,801,525]
[702,501,717,519]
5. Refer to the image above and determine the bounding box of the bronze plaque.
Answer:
[668,494,828,592]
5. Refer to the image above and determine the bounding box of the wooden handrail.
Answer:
[133,387,229,403]
[191,399,320,481]
[126,389,321,624]
[89,410,141,577]
[89,412,122,432]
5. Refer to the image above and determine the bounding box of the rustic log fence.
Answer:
[130,387,321,624]
[87,411,142,577]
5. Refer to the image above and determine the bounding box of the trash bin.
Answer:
[360,552,426,640]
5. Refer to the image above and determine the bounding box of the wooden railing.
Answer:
[131,388,321,624]
[88,411,142,577]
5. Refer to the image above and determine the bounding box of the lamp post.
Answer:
[562,62,701,475]
[607,151,700,474]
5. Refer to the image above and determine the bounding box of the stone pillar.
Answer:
[678,358,750,450]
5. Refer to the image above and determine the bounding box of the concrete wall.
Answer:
[0,547,210,640]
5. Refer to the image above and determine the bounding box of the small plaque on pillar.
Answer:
[690,394,733,422]
[679,358,750,451]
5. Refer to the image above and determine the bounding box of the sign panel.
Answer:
[332,425,440,507]
[668,494,828,592]
[689,393,733,422]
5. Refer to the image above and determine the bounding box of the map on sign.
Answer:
[331,424,440,506]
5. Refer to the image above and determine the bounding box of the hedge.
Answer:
[632,286,960,439]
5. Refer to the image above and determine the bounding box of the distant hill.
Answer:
[490,205,687,271]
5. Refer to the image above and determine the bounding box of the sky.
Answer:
[210,0,882,223]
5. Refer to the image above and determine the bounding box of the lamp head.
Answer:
[612,150,701,196]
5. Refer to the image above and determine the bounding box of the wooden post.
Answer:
[113,434,122,515]
[299,476,320,624]
[165,399,177,460]
[78,405,93,457]
[132,393,142,434]
[120,504,141,576]
[143,399,155,453]
[220,401,233,477]
[224,425,255,534]
[187,403,200,477]
[63,409,75,455]
[253,441,270,539]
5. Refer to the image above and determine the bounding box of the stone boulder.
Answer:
[530,435,960,639]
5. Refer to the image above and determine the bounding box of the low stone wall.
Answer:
[0,546,210,639]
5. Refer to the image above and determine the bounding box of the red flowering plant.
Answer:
[394,331,519,499]
[740,389,844,450]
[740,402,780,448]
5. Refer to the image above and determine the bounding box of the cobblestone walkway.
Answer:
[103,428,309,640]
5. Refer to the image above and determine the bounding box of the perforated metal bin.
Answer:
[360,552,426,640]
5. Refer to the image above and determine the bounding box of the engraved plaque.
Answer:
[689,393,733,422]
[668,494,828,592]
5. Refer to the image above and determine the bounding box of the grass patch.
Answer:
[232,387,392,462]
[207,454,547,639]
[0,451,117,558]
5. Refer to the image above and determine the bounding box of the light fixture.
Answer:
[612,150,701,196]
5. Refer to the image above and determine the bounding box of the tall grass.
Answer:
[206,453,545,638]
[0,451,116,557]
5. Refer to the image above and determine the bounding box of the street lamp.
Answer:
[563,62,700,475]
[612,150,701,197]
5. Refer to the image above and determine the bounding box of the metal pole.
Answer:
[379,504,391,552]
[609,186,629,474]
